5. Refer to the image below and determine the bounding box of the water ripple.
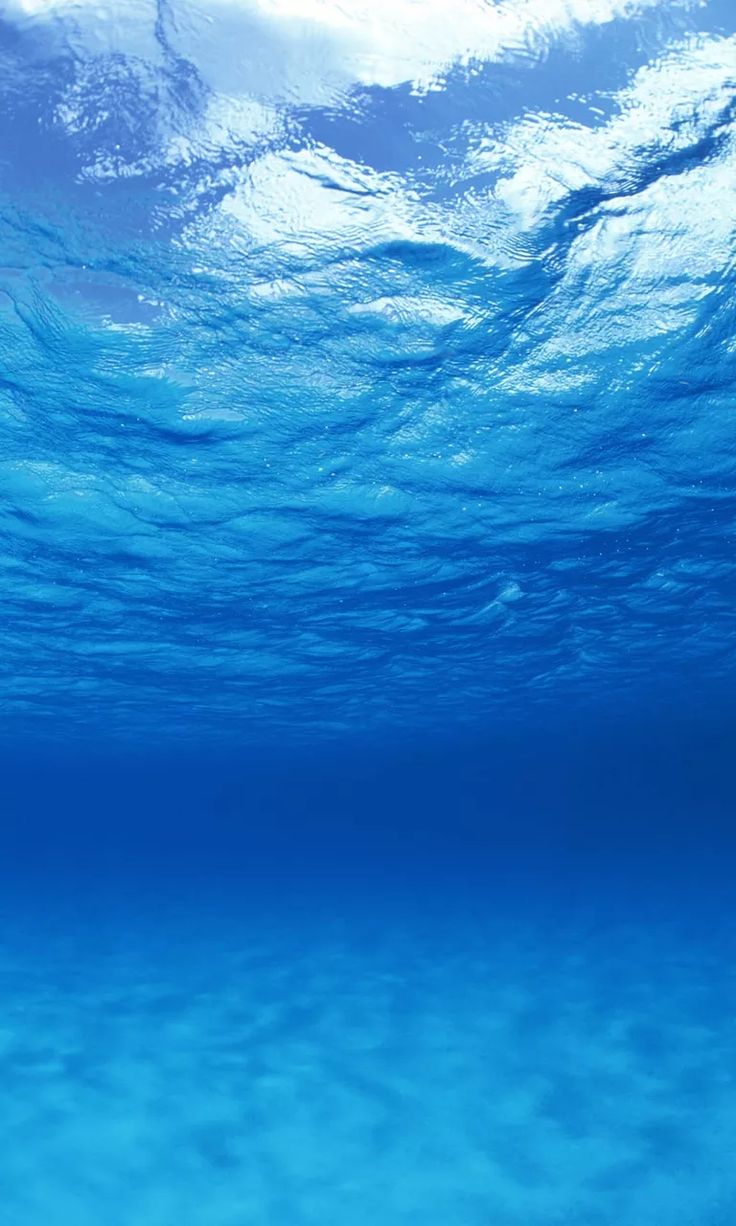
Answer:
[0,0,735,742]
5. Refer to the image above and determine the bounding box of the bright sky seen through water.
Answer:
[1,0,735,744]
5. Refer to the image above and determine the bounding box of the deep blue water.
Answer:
[1,0,736,1221]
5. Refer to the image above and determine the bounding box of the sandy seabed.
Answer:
[0,901,733,1226]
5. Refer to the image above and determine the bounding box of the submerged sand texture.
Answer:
[0,907,734,1225]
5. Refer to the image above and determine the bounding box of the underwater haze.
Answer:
[1,0,736,1222]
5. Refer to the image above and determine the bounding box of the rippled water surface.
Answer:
[2,0,735,741]
[2,2,736,1223]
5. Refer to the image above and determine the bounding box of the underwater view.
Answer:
[1,0,736,1221]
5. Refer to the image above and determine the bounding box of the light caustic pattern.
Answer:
[2,907,735,1226]
[1,0,735,741]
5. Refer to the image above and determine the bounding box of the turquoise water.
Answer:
[2,743,735,1222]
[4,902,735,1225]
[1,0,736,1220]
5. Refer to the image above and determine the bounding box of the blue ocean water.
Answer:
[1,0,736,1221]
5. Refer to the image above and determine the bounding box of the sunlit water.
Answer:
[1,0,736,1221]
